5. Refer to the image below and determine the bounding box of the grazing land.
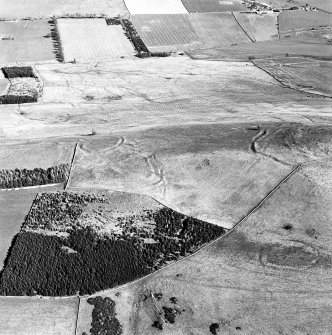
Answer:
[124,0,188,14]
[189,13,252,48]
[0,20,55,63]
[233,12,279,42]
[68,124,293,228]
[181,0,246,12]
[131,14,201,52]
[0,0,128,20]
[98,127,332,335]
[0,296,78,335]
[254,57,332,97]
[188,39,332,60]
[278,10,332,33]
[56,19,134,62]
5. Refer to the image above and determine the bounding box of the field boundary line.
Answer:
[74,295,80,335]
[232,12,255,43]
[65,142,78,190]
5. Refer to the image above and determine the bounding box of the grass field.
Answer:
[0,71,9,95]
[0,140,75,170]
[131,14,202,52]
[189,13,252,49]
[0,20,55,63]
[233,12,278,42]
[124,0,188,14]
[181,0,246,12]
[295,0,332,12]
[254,57,332,97]
[188,39,332,60]
[0,0,128,20]
[68,123,293,229]
[57,18,134,62]
[105,127,332,334]
[0,296,78,334]
[278,10,332,33]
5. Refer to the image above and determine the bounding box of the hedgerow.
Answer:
[0,164,70,189]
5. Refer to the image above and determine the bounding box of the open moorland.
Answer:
[0,0,331,334]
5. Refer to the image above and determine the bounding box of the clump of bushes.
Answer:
[86,296,123,335]
[0,164,70,189]
[2,66,35,79]
[105,17,121,25]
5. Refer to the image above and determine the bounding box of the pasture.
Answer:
[181,0,246,12]
[0,0,128,20]
[0,140,75,170]
[189,13,252,48]
[0,20,55,63]
[131,14,202,52]
[57,19,135,62]
[0,296,78,335]
[124,0,188,14]
[188,39,332,60]
[68,123,293,229]
[233,12,279,42]
[254,58,332,97]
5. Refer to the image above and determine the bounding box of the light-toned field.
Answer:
[254,57,332,97]
[233,12,278,42]
[124,0,188,14]
[0,71,9,95]
[57,19,134,62]
[0,184,64,270]
[0,140,75,170]
[188,39,332,60]
[68,124,293,228]
[189,13,252,48]
[0,296,78,335]
[0,57,330,141]
[0,20,55,64]
[278,10,332,33]
[0,0,128,20]
[181,0,246,12]
[91,131,332,334]
[295,0,332,12]
[131,14,201,52]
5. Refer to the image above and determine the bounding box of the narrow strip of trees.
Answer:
[0,164,70,189]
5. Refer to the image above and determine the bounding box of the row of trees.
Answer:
[0,164,70,189]
[0,94,38,104]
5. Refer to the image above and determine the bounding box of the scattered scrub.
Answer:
[0,191,227,296]
[162,306,181,324]
[0,164,69,189]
